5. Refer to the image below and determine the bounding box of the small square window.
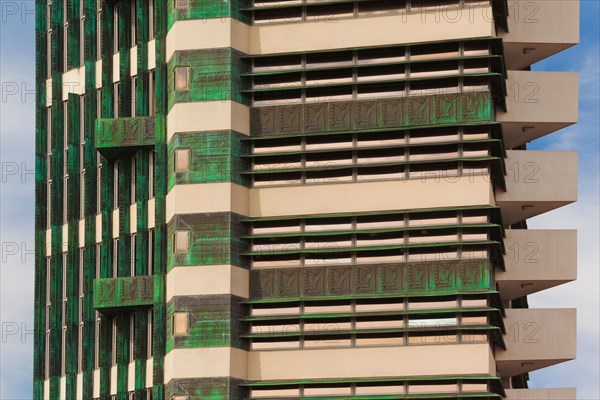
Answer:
[172,312,189,336]
[175,67,190,91]
[174,230,189,253]
[175,0,189,9]
[174,148,190,172]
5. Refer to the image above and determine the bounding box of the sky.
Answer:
[0,1,598,399]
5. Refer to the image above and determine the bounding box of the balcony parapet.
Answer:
[96,115,161,157]
[93,276,154,313]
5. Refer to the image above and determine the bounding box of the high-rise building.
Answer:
[34,1,579,399]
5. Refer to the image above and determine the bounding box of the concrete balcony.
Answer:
[497,71,578,149]
[93,276,154,313]
[505,388,576,400]
[497,229,577,300]
[501,0,579,70]
[495,150,577,225]
[496,308,576,377]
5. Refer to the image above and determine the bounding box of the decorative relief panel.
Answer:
[93,276,154,311]
[250,259,491,300]
[251,92,493,137]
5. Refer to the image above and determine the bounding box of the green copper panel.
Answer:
[251,92,494,137]
[167,212,249,271]
[168,131,250,189]
[166,377,247,400]
[94,276,154,311]
[166,295,247,351]
[167,0,250,28]
[251,259,492,301]
[96,116,157,152]
[167,48,249,110]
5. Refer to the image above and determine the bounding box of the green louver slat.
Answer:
[244,73,503,94]
[245,241,500,256]
[243,205,501,223]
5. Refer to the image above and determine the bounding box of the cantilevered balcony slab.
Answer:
[95,116,158,158]
[501,0,579,70]
[497,229,577,300]
[495,150,577,225]
[496,308,576,377]
[93,276,154,313]
[505,388,576,400]
[497,71,578,149]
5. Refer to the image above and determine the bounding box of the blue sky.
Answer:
[0,2,598,398]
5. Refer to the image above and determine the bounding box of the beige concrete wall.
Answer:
[496,308,576,377]
[166,182,249,222]
[501,0,579,69]
[247,343,495,381]
[498,71,578,149]
[62,66,85,100]
[496,150,577,225]
[166,6,495,59]
[505,388,576,400]
[166,265,249,302]
[164,347,248,381]
[167,101,250,141]
[250,175,494,218]
[79,219,85,248]
[167,175,494,221]
[498,229,577,300]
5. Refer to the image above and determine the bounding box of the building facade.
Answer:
[34,1,579,399]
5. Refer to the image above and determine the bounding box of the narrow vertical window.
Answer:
[130,234,136,276]
[131,76,137,117]
[148,0,155,41]
[113,82,120,118]
[111,318,117,366]
[112,238,119,277]
[47,29,52,78]
[63,0,68,71]
[131,157,136,204]
[63,175,69,224]
[96,88,102,118]
[148,151,155,198]
[96,7,103,60]
[148,229,154,276]
[96,153,103,214]
[113,6,119,54]
[61,326,67,375]
[172,312,189,336]
[113,161,119,208]
[130,0,137,46]
[148,70,155,116]
[174,67,190,91]
[129,314,135,362]
[94,317,101,369]
[174,148,190,172]
[174,231,190,254]
[80,0,85,66]
[147,309,153,359]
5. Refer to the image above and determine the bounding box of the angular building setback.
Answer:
[34,1,579,399]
